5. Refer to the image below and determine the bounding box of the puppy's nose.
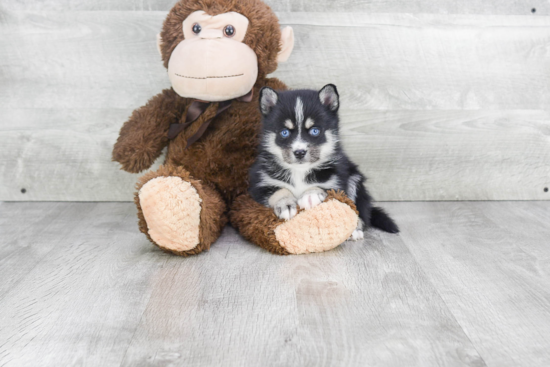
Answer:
[294,150,307,159]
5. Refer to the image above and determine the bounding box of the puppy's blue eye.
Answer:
[309,127,321,137]
[280,129,290,138]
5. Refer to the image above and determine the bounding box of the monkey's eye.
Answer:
[192,23,202,34]
[224,25,235,37]
[280,129,290,138]
[309,127,321,137]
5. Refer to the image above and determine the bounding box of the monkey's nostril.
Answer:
[294,150,307,159]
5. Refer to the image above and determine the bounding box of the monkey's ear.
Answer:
[277,26,294,63]
[156,33,163,56]
[319,84,339,112]
[259,87,279,116]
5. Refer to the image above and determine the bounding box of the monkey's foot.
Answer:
[139,176,202,252]
[275,195,358,254]
[135,165,227,256]
[230,190,358,255]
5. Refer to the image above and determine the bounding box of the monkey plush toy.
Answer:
[112,0,359,256]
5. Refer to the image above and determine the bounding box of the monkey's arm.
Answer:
[112,89,189,173]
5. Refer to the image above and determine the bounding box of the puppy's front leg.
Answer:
[349,218,365,241]
[269,188,297,221]
[297,187,327,211]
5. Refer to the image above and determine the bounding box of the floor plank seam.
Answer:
[386,234,491,367]
[0,203,70,300]
[118,256,170,367]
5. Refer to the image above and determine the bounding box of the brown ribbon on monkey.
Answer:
[167,89,254,148]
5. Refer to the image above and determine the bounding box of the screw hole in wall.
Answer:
[21,188,26,194]
[545,187,549,193]
[531,8,536,13]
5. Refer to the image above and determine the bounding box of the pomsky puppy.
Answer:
[249,84,399,240]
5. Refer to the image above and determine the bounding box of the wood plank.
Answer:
[0,202,88,298]
[2,201,550,365]
[0,202,170,367]
[2,0,549,15]
[118,221,485,366]
[387,201,550,367]
[0,202,487,366]
[2,12,549,110]
[1,12,549,201]
[340,110,550,201]
[274,13,550,110]
[1,108,548,201]
[0,108,154,201]
[0,11,169,110]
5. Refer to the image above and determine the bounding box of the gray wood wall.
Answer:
[1,2,549,201]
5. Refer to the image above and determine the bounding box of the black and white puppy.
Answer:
[249,84,399,239]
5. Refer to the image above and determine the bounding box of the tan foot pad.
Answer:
[274,199,358,254]
[139,177,202,252]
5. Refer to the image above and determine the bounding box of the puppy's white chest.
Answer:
[289,170,312,198]
[289,170,340,198]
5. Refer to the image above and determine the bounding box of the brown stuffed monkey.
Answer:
[112,0,359,256]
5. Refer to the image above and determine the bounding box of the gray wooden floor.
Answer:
[0,201,549,367]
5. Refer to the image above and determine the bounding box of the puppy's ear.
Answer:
[259,87,279,116]
[319,84,339,112]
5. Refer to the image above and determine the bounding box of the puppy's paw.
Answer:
[297,189,327,211]
[274,197,297,221]
[349,229,364,241]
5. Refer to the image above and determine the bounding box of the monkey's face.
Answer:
[166,11,258,102]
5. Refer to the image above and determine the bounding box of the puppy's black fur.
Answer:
[249,84,399,234]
